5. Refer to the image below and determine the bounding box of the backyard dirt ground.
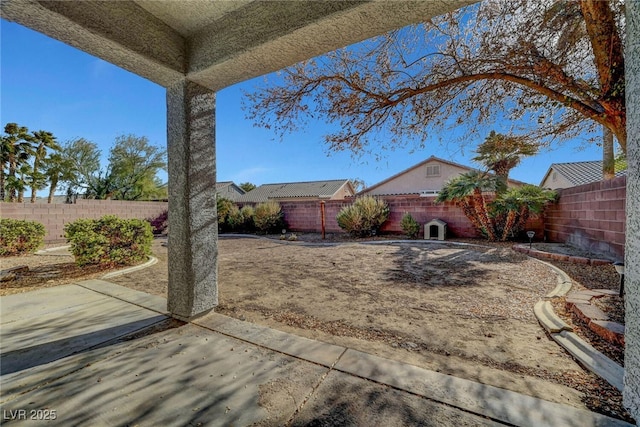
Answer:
[0,235,630,422]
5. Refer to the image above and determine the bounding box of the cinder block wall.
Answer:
[279,195,543,239]
[0,199,168,243]
[544,175,626,260]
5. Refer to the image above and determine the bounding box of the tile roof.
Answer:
[545,161,625,187]
[238,180,352,203]
[216,181,245,202]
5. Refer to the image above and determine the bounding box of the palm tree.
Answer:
[30,130,60,203]
[436,171,500,241]
[492,185,557,241]
[1,123,34,202]
[472,131,538,191]
[14,162,33,203]
[43,151,77,203]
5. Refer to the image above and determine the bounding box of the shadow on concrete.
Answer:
[1,316,169,375]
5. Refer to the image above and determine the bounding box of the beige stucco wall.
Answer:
[365,160,470,196]
[364,159,523,196]
[330,182,355,199]
[540,169,575,189]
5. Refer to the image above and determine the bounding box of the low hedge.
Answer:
[0,218,46,256]
[64,215,153,267]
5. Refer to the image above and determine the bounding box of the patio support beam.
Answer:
[166,79,218,320]
[624,0,640,419]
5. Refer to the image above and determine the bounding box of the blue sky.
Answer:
[2,20,606,192]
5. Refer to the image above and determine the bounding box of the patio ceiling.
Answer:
[1,0,474,91]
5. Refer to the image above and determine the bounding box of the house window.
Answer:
[552,172,557,182]
[426,164,440,177]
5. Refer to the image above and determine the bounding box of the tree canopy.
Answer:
[437,130,556,241]
[1,124,167,202]
[245,0,625,159]
[67,135,167,201]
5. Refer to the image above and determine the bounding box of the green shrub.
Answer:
[227,205,255,233]
[336,204,363,237]
[400,213,420,239]
[239,205,255,232]
[253,201,284,233]
[64,215,153,267]
[0,218,45,256]
[217,197,235,231]
[336,196,389,237]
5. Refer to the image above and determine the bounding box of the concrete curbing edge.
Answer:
[526,254,624,392]
[552,330,624,391]
[534,301,573,333]
[101,256,158,279]
[35,245,71,254]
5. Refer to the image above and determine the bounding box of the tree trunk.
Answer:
[0,172,5,201]
[603,126,615,180]
[472,189,497,241]
[47,179,58,204]
[581,0,626,155]
[459,198,485,234]
[501,210,518,241]
[8,157,17,202]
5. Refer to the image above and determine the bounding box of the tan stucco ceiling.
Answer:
[1,0,474,91]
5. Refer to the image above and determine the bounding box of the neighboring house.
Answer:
[360,155,527,197]
[216,181,246,202]
[539,161,626,189]
[238,179,355,203]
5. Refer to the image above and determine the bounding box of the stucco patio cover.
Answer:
[1,0,474,92]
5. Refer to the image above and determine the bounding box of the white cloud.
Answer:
[229,167,271,184]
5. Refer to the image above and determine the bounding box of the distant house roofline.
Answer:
[539,160,626,188]
[359,155,529,196]
[238,179,355,203]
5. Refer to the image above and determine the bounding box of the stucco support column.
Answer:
[166,79,218,320]
[624,0,640,419]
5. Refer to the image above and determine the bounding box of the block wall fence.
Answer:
[275,196,492,238]
[544,175,626,260]
[0,199,168,243]
[0,177,626,257]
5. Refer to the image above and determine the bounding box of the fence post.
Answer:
[320,201,326,240]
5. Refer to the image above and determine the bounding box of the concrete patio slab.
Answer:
[0,285,107,324]
[1,285,167,376]
[195,311,346,367]
[76,279,168,314]
[0,282,633,426]
[290,370,504,427]
[333,349,629,427]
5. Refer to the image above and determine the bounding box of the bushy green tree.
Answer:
[107,134,167,200]
[239,182,256,193]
